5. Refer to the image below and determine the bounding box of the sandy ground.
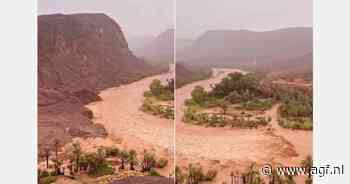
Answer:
[175,68,312,184]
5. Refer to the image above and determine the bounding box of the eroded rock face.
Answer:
[38,13,153,150]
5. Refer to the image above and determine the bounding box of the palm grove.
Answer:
[38,140,169,184]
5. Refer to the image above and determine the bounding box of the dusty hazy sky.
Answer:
[39,0,312,38]
[38,0,174,39]
[177,0,313,38]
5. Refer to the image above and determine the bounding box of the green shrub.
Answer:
[156,158,168,168]
[209,73,262,99]
[183,106,199,123]
[88,163,114,177]
[149,168,161,176]
[191,86,208,105]
[162,106,174,120]
[39,176,57,184]
[225,90,255,104]
[147,79,174,101]
[277,88,312,118]
[105,147,120,157]
[143,91,153,98]
[141,99,174,120]
[142,150,157,172]
[175,166,185,184]
[188,164,205,183]
[240,99,273,111]
[278,117,313,130]
[39,170,49,178]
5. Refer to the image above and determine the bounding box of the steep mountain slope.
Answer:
[261,52,312,72]
[179,27,312,67]
[175,62,212,88]
[263,52,313,82]
[38,13,155,150]
[133,29,174,62]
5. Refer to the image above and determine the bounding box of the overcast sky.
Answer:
[177,0,312,38]
[39,0,312,39]
[38,0,174,39]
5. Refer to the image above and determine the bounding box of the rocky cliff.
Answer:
[38,13,154,149]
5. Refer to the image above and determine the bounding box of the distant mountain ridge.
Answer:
[178,27,313,69]
[175,62,212,88]
[133,29,174,62]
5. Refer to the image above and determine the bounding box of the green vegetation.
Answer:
[141,98,174,119]
[149,168,162,176]
[278,117,312,130]
[210,160,311,184]
[184,72,312,130]
[68,145,115,177]
[146,79,174,101]
[175,164,218,184]
[156,158,168,169]
[39,175,57,184]
[38,141,170,184]
[184,107,271,128]
[175,64,212,88]
[239,99,273,111]
[241,164,265,184]
[276,88,313,130]
[184,72,272,128]
[141,79,174,119]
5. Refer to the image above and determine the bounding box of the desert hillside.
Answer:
[179,27,312,70]
[133,29,174,62]
[38,13,157,150]
[175,62,212,88]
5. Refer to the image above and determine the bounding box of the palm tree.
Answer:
[175,166,185,184]
[142,150,156,172]
[128,150,138,170]
[96,148,106,165]
[72,142,82,174]
[43,148,50,170]
[242,163,263,184]
[188,164,204,184]
[119,150,129,170]
[53,139,60,174]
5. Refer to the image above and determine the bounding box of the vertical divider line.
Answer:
[173,0,177,182]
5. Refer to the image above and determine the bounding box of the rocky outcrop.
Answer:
[38,13,155,150]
